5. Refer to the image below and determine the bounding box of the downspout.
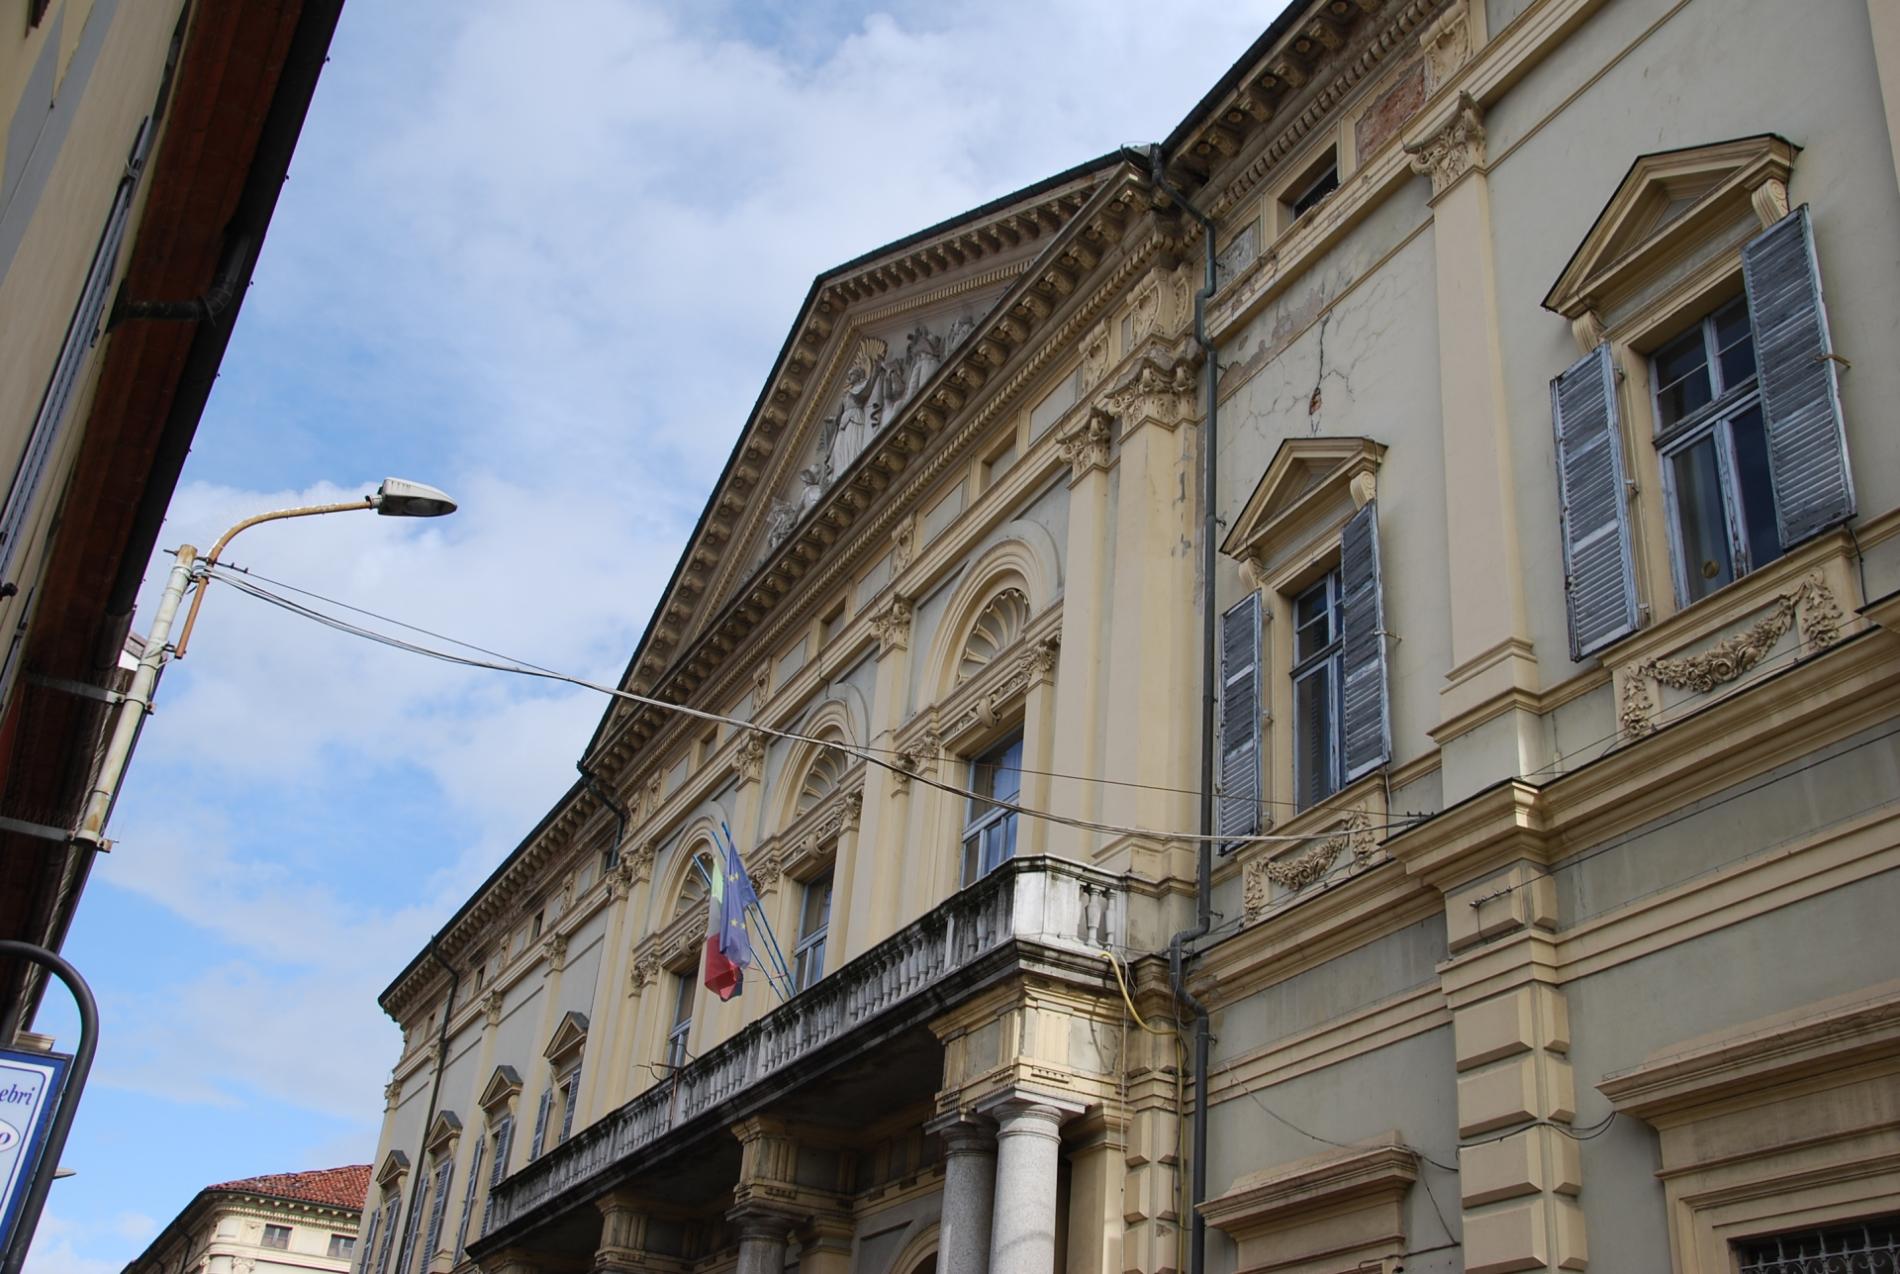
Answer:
[397,939,458,1274]
[577,764,630,867]
[1122,143,1219,1274]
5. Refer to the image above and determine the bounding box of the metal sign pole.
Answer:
[0,941,96,1274]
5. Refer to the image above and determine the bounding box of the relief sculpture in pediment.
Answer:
[765,313,978,551]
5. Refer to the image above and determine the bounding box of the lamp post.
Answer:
[72,476,456,848]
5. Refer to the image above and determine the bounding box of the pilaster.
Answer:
[594,1193,690,1273]
[581,859,638,1120]
[1406,93,1548,802]
[1051,406,1116,858]
[1097,357,1201,857]
[1062,1108,1126,1274]
[849,593,913,961]
[1440,868,1587,1274]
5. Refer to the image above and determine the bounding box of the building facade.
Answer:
[126,1165,372,1274]
[360,1,1900,1272]
[0,0,343,1037]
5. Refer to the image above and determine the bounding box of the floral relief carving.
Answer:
[1080,322,1111,390]
[1128,280,1160,345]
[630,951,660,992]
[1404,91,1484,196]
[891,519,916,574]
[1620,575,1842,737]
[628,839,657,883]
[840,789,864,833]
[1242,811,1375,921]
[1102,359,1197,434]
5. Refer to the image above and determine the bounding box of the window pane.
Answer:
[991,737,1023,801]
[1671,435,1734,601]
[671,974,693,1028]
[801,873,832,935]
[962,833,980,885]
[1728,405,1782,573]
[1713,297,1756,388]
[1293,663,1336,810]
[1294,580,1334,662]
[1653,326,1713,429]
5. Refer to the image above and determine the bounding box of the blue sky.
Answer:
[26,1,1288,1267]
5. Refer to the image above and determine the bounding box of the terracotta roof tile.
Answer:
[210,1164,371,1210]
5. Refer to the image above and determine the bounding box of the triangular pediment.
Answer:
[1222,437,1384,564]
[424,1109,463,1152]
[479,1064,522,1111]
[544,1010,589,1063]
[376,1149,411,1187]
[578,157,1138,769]
[1544,135,1797,320]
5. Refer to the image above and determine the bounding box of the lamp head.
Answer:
[372,478,457,518]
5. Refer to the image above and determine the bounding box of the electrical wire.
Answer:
[210,560,1422,823]
[202,564,1431,849]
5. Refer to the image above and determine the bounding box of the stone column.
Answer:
[927,1111,998,1274]
[1405,93,1547,802]
[978,1090,1085,1274]
[732,1210,795,1274]
[595,1192,661,1273]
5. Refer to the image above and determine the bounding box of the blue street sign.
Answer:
[0,1049,70,1257]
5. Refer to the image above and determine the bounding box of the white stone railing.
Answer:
[481,856,1126,1235]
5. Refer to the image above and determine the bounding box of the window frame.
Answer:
[792,869,833,992]
[327,1234,355,1260]
[961,731,1024,886]
[1290,568,1345,811]
[1649,296,1781,607]
[260,1224,291,1251]
[664,971,694,1070]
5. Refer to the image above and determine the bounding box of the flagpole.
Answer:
[721,822,798,993]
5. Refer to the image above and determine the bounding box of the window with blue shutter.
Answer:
[1742,205,1854,546]
[356,1200,382,1274]
[528,1084,552,1159]
[1218,593,1262,843]
[1338,501,1390,783]
[453,1134,484,1262]
[558,1062,581,1143]
[481,1115,514,1232]
[1551,343,1641,658]
[417,1158,452,1273]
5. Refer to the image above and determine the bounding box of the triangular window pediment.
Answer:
[376,1149,411,1187]
[1221,437,1385,566]
[479,1064,522,1112]
[544,1010,589,1065]
[1544,135,1797,323]
[424,1109,462,1153]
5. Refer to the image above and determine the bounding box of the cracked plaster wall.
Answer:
[1213,184,1452,782]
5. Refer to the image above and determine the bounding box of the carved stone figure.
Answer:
[765,465,826,550]
[903,325,944,399]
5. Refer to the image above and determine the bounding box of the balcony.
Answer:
[477,856,1129,1243]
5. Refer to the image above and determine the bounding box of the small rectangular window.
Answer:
[327,1235,355,1260]
[1735,1216,1898,1272]
[1283,149,1340,223]
[962,733,1024,885]
[260,1225,291,1250]
[793,871,834,991]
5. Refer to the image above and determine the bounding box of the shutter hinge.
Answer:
[1625,479,1639,498]
[1816,352,1852,371]
[1374,627,1402,645]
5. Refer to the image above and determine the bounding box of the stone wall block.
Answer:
[1457,1056,1539,1136]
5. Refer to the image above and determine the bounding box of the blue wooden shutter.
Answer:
[1339,501,1391,782]
[1743,205,1855,546]
[1551,344,1640,658]
[454,1134,484,1262]
[357,1200,381,1274]
[559,1063,582,1142]
[0,118,151,582]
[1218,593,1262,843]
[481,1116,514,1231]
[373,1199,400,1274]
[419,1159,452,1272]
[392,1182,420,1274]
[528,1084,552,1158]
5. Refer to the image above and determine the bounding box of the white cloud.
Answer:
[86,0,1293,1199]
[27,1213,121,1274]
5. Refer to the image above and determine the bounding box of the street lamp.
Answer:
[73,476,456,847]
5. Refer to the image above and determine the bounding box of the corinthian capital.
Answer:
[1404,91,1485,197]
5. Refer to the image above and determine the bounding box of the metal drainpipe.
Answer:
[1122,143,1220,1274]
[397,939,458,1273]
[578,764,630,866]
